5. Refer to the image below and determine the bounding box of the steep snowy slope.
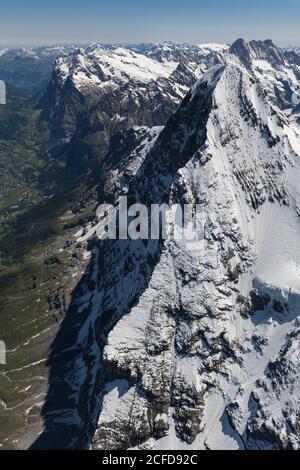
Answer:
[33,39,300,451]
[92,45,300,451]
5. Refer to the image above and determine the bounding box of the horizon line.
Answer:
[1,39,300,50]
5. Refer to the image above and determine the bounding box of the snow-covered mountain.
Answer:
[281,46,300,54]
[282,47,300,68]
[55,46,179,87]
[38,42,228,168]
[142,41,228,64]
[230,39,300,124]
[32,39,300,451]
[39,46,181,139]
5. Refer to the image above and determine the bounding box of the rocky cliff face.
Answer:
[31,39,300,451]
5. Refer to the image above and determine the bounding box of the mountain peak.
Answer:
[229,38,286,67]
[229,37,248,53]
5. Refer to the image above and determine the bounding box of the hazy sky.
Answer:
[0,0,299,46]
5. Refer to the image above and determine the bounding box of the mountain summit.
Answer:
[229,38,286,66]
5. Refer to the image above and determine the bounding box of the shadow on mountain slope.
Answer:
[30,69,220,449]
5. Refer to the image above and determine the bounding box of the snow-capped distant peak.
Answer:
[197,43,229,54]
